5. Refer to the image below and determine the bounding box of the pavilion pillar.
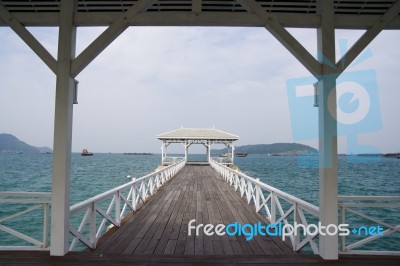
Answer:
[50,0,76,256]
[207,142,211,163]
[231,144,235,164]
[317,0,338,260]
[161,142,166,165]
[184,142,189,162]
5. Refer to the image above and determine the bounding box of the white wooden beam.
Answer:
[50,0,77,256]
[336,0,400,73]
[240,0,321,77]
[0,3,57,74]
[192,0,202,14]
[3,12,399,29]
[71,0,156,77]
[317,0,338,260]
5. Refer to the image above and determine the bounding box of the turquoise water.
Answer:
[0,153,399,251]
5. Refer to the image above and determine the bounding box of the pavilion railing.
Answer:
[339,196,400,255]
[162,156,185,166]
[69,159,185,251]
[0,192,51,251]
[210,159,320,254]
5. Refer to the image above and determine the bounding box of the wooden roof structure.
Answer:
[1,0,400,29]
[157,128,239,142]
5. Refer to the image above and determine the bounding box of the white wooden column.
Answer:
[231,144,235,164]
[50,0,76,256]
[207,142,211,163]
[184,142,188,162]
[161,142,165,164]
[317,0,338,260]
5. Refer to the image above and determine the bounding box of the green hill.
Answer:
[0,133,52,154]
[212,143,318,156]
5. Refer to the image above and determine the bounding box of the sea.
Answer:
[0,153,399,251]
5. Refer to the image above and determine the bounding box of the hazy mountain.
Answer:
[0,133,52,154]
[212,143,318,155]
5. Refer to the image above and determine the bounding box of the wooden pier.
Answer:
[1,165,399,265]
[94,165,293,256]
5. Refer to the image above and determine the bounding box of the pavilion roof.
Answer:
[157,128,239,141]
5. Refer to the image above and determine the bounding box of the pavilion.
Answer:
[157,127,239,165]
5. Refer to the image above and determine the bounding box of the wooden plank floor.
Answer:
[94,165,294,256]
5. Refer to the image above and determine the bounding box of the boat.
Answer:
[219,153,229,158]
[81,149,93,156]
[235,152,248,157]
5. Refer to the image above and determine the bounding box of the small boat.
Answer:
[219,153,229,158]
[235,152,248,157]
[81,149,93,156]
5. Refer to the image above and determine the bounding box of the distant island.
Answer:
[123,153,153,155]
[0,133,52,154]
[212,143,318,156]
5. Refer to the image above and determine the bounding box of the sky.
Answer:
[0,26,399,154]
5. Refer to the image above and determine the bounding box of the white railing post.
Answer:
[89,202,96,249]
[131,178,137,211]
[293,203,300,251]
[271,192,276,224]
[340,205,345,252]
[115,191,121,226]
[255,179,260,212]
[149,176,154,196]
[142,181,147,203]
[246,180,252,204]
[43,203,49,248]
[155,174,160,189]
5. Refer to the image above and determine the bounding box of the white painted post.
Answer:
[131,178,137,211]
[208,142,212,163]
[271,192,276,224]
[89,202,96,248]
[340,206,346,252]
[115,192,121,226]
[149,176,154,195]
[293,203,300,251]
[50,0,76,256]
[161,143,165,165]
[164,143,168,165]
[208,142,212,162]
[255,178,260,212]
[317,0,338,260]
[43,203,49,248]
[231,144,235,164]
[184,142,188,162]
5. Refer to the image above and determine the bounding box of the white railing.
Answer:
[69,159,185,251]
[0,192,51,251]
[339,196,400,255]
[210,160,320,254]
[162,156,185,165]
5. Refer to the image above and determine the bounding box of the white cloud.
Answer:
[1,26,399,154]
